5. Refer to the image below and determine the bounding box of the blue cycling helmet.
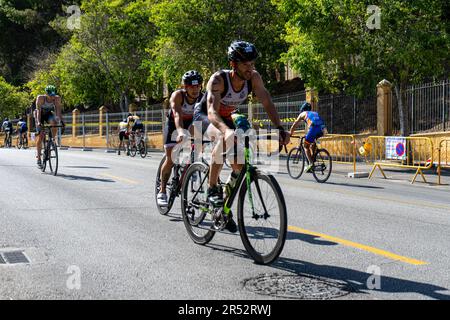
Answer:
[300,102,312,113]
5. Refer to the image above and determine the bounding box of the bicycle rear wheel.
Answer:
[155,155,175,215]
[181,162,215,245]
[17,137,21,149]
[238,170,287,265]
[312,149,332,183]
[23,136,28,149]
[287,147,305,179]
[48,140,59,176]
[139,140,147,158]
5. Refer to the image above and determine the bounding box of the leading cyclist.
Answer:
[193,40,290,232]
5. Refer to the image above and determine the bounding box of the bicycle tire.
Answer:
[287,147,305,179]
[155,155,175,215]
[312,148,332,183]
[23,136,28,149]
[48,140,59,176]
[41,140,47,173]
[17,137,21,149]
[139,141,147,158]
[181,162,215,245]
[238,170,287,265]
[130,145,137,157]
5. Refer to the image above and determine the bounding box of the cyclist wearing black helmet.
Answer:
[16,117,28,146]
[1,117,13,146]
[157,70,204,207]
[193,40,290,232]
[35,85,63,168]
[289,102,326,173]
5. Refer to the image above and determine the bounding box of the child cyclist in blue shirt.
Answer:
[289,102,326,173]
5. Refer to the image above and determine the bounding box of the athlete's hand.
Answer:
[176,133,187,143]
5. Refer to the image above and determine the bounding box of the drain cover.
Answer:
[244,273,352,300]
[2,251,29,264]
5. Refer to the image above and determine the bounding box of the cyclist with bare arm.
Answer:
[193,40,290,232]
[157,71,204,207]
[35,85,63,168]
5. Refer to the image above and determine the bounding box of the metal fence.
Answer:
[391,79,450,134]
[317,94,377,134]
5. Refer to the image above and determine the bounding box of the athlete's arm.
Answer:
[170,91,186,140]
[35,96,42,126]
[252,71,290,144]
[206,73,228,135]
[289,113,305,136]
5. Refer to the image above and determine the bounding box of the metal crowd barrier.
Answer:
[438,139,450,185]
[366,136,433,184]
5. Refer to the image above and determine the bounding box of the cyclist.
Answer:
[193,40,290,232]
[35,85,63,168]
[289,102,325,173]
[2,117,13,146]
[16,117,28,146]
[157,70,204,207]
[117,118,129,155]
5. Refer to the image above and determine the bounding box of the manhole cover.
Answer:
[244,273,352,300]
[1,251,30,264]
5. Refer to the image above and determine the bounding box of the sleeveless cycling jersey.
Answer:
[305,111,324,127]
[40,96,56,114]
[217,70,252,118]
[18,121,27,129]
[197,70,252,119]
[119,121,128,132]
[169,90,203,122]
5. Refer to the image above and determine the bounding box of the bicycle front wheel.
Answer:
[238,170,287,265]
[287,147,305,179]
[181,162,215,245]
[312,149,332,183]
[130,145,137,157]
[48,141,59,176]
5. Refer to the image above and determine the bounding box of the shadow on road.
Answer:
[56,173,115,183]
[286,231,337,246]
[63,166,110,169]
[325,181,384,189]
[205,244,450,300]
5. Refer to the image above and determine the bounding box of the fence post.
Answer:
[376,80,392,136]
[105,111,109,151]
[443,81,446,132]
[72,108,80,140]
[99,106,106,137]
[82,113,86,150]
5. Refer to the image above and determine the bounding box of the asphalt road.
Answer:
[0,147,449,300]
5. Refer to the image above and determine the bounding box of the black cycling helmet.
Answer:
[182,70,203,86]
[300,102,312,113]
[4,117,9,121]
[228,40,259,62]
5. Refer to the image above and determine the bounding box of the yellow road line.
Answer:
[288,225,429,266]
[100,173,139,185]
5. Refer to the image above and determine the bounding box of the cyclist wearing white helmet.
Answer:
[157,70,204,207]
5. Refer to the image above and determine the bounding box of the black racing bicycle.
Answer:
[40,124,64,176]
[155,140,209,215]
[16,132,28,149]
[287,135,332,183]
[129,131,148,158]
[180,130,287,265]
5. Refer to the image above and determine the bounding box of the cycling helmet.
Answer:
[182,70,203,86]
[300,102,312,113]
[4,117,8,121]
[45,85,57,96]
[19,117,23,121]
[228,41,258,62]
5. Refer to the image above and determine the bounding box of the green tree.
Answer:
[0,76,30,119]
[147,0,288,93]
[275,0,449,135]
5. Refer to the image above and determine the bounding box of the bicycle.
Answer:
[180,129,288,265]
[155,139,210,215]
[287,135,332,183]
[16,131,28,149]
[39,124,64,176]
[129,131,147,158]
